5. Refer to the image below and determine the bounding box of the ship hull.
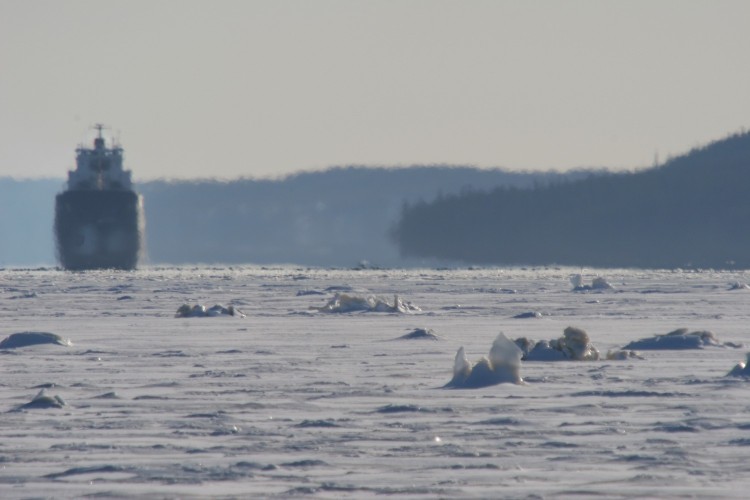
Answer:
[54,190,143,270]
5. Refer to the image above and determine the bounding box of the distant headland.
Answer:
[393,129,750,269]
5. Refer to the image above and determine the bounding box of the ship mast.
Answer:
[92,123,108,189]
[93,123,107,150]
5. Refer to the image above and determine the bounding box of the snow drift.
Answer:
[0,332,72,349]
[622,328,742,350]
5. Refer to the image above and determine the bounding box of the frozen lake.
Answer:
[2,266,750,498]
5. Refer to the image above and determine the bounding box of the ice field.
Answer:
[2,266,750,498]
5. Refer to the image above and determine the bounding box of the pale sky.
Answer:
[1,0,749,181]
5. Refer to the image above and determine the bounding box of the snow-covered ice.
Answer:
[2,265,750,498]
[622,327,742,350]
[0,331,72,349]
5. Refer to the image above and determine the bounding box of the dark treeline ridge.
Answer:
[139,166,580,267]
[393,130,750,269]
[0,166,581,267]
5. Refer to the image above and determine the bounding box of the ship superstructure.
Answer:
[54,125,144,270]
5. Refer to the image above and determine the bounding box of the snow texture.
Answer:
[2,266,750,498]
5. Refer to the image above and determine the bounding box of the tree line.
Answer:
[0,166,579,267]
[393,130,750,269]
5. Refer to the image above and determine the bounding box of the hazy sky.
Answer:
[2,0,749,181]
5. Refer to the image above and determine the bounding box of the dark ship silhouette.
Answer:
[54,125,144,270]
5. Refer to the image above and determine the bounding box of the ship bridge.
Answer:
[67,124,133,191]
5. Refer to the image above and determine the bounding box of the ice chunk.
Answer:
[453,346,472,380]
[445,333,523,388]
[561,326,600,360]
[175,304,245,318]
[489,331,523,368]
[523,339,568,361]
[311,293,420,313]
[514,327,602,361]
[727,353,750,377]
[572,275,613,291]
[591,277,613,290]
[570,274,583,289]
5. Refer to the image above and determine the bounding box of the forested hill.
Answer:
[138,166,579,267]
[0,166,580,267]
[393,130,750,269]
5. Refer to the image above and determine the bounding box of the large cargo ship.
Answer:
[54,125,144,270]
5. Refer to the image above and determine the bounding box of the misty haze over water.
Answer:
[0,166,580,268]
[3,128,749,270]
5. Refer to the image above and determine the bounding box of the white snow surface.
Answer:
[2,266,750,498]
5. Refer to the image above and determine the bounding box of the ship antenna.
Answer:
[91,123,109,150]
